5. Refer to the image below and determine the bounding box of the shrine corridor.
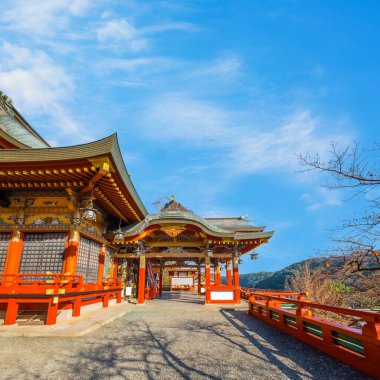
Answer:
[0,292,368,380]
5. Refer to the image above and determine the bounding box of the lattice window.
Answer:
[0,233,10,273]
[76,237,100,283]
[19,233,66,274]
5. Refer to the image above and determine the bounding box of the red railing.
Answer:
[145,285,159,300]
[246,291,380,378]
[0,273,123,325]
[240,287,306,299]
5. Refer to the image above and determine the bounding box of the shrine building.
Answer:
[0,92,274,325]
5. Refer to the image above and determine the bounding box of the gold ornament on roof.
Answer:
[161,224,186,238]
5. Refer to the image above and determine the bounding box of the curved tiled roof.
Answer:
[0,92,49,148]
[122,200,274,242]
[0,134,148,219]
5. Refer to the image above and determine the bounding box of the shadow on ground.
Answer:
[1,301,370,379]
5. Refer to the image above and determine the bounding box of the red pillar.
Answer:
[113,257,118,279]
[137,254,146,304]
[197,263,202,294]
[215,260,221,286]
[3,230,23,284]
[233,257,241,303]
[205,257,211,303]
[63,229,79,278]
[226,259,232,285]
[97,244,105,285]
[159,263,163,295]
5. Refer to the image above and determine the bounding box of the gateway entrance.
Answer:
[115,197,273,304]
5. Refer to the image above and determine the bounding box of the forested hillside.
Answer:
[241,258,329,290]
[238,271,274,288]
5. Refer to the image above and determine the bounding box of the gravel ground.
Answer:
[0,292,370,380]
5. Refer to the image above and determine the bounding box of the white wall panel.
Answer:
[210,291,234,301]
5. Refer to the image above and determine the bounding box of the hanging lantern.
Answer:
[82,204,97,221]
[113,219,124,244]
[250,253,258,260]
[206,249,213,257]
[113,229,124,244]
[238,258,243,265]
[81,188,98,221]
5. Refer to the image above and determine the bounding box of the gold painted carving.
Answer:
[88,157,114,173]
[69,229,80,243]
[11,229,21,243]
[161,224,186,238]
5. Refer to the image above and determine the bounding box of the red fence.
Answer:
[0,273,123,325]
[241,288,380,378]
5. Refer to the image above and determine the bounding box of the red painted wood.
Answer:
[246,292,380,379]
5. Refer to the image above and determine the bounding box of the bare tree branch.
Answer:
[298,141,380,273]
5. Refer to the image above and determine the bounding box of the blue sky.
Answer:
[0,1,379,273]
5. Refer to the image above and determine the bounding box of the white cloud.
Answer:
[228,111,334,173]
[101,58,171,72]
[0,42,73,113]
[142,22,198,34]
[96,19,148,51]
[144,95,230,142]
[1,0,91,36]
[140,94,352,176]
[301,188,342,212]
[0,42,92,144]
[95,18,197,51]
[193,56,242,79]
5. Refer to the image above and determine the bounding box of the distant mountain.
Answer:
[238,271,274,288]
[246,257,329,290]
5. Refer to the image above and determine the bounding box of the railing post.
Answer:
[4,298,18,325]
[46,298,58,325]
[103,293,109,308]
[248,295,256,315]
[362,316,380,366]
[72,297,81,317]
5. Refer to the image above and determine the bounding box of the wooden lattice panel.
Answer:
[19,233,66,274]
[77,236,100,283]
[0,232,10,273]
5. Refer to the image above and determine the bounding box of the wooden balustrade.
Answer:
[246,291,380,378]
[0,273,123,325]
[240,287,306,300]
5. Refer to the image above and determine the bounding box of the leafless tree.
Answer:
[286,262,354,324]
[299,142,380,273]
[286,262,346,306]
[287,261,380,322]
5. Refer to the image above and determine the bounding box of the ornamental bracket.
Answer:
[80,162,110,194]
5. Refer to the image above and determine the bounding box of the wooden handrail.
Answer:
[249,293,380,321]
[247,289,380,378]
